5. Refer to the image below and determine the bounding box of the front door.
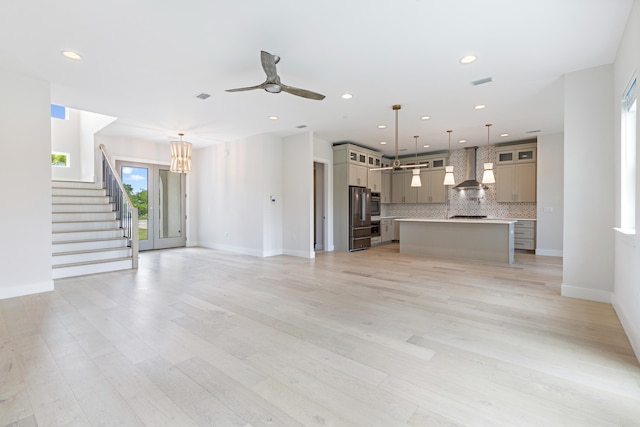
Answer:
[117,161,186,251]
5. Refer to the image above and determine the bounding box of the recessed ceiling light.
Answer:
[421,116,431,120]
[460,55,477,64]
[458,139,467,144]
[423,145,430,148]
[268,116,278,120]
[500,133,509,137]
[380,141,387,145]
[341,93,353,99]
[196,93,211,100]
[526,129,541,133]
[61,50,82,60]
[474,104,486,110]
[377,125,386,129]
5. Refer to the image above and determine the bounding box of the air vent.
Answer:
[296,125,307,129]
[471,77,493,86]
[526,129,541,133]
[196,93,211,100]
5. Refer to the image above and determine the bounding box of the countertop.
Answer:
[395,218,517,225]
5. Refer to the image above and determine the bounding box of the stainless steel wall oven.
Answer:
[370,192,381,217]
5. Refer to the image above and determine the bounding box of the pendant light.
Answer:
[481,124,495,184]
[443,130,455,185]
[170,133,192,173]
[410,136,422,187]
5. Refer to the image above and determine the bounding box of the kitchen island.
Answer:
[396,218,516,264]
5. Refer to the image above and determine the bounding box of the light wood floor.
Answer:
[1,245,639,426]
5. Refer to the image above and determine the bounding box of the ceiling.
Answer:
[0,0,633,157]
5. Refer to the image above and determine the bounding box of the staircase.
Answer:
[52,180,134,279]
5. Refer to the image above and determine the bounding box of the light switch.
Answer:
[543,206,553,213]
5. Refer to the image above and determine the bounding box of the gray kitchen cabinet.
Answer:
[495,142,536,203]
[381,171,392,203]
[368,169,382,192]
[417,169,446,203]
[514,219,536,250]
[381,218,393,242]
[391,171,417,203]
[496,163,536,203]
[348,164,368,187]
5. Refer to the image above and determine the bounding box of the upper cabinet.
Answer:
[389,155,448,204]
[334,143,382,191]
[496,145,536,165]
[495,143,537,203]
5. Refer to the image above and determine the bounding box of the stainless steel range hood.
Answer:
[453,147,485,190]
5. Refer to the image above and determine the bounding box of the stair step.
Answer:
[53,228,125,242]
[52,187,107,197]
[53,258,133,279]
[52,195,111,204]
[53,247,132,266]
[52,180,104,190]
[53,211,117,222]
[53,220,121,232]
[53,203,114,213]
[53,237,128,253]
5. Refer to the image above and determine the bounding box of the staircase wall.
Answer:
[0,70,54,300]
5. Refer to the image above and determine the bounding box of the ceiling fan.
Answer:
[225,51,326,101]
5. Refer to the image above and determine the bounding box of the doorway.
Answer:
[116,161,186,251]
[314,161,326,251]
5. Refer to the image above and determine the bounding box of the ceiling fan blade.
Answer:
[225,83,268,92]
[260,51,278,81]
[281,84,326,100]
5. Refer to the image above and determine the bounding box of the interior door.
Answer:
[117,161,186,251]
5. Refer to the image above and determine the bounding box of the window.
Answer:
[621,77,637,231]
[50,104,67,120]
[51,152,70,167]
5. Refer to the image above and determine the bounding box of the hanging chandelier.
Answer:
[170,133,192,174]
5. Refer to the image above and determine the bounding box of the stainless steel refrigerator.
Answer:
[349,186,372,251]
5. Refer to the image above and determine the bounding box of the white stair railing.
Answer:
[99,144,139,269]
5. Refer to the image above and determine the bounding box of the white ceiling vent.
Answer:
[471,77,493,86]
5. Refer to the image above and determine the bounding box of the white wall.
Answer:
[51,109,81,181]
[536,132,564,256]
[193,133,285,257]
[283,132,315,258]
[52,109,116,182]
[0,70,53,299]
[613,0,640,361]
[563,65,615,303]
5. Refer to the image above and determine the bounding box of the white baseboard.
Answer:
[561,283,612,303]
[536,248,563,257]
[283,248,315,258]
[263,249,284,257]
[0,281,54,300]
[612,300,640,364]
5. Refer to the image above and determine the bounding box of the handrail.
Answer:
[98,144,139,269]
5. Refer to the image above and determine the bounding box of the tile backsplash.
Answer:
[381,145,537,219]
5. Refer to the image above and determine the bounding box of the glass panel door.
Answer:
[117,161,186,251]
[154,167,186,249]
[120,164,152,251]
